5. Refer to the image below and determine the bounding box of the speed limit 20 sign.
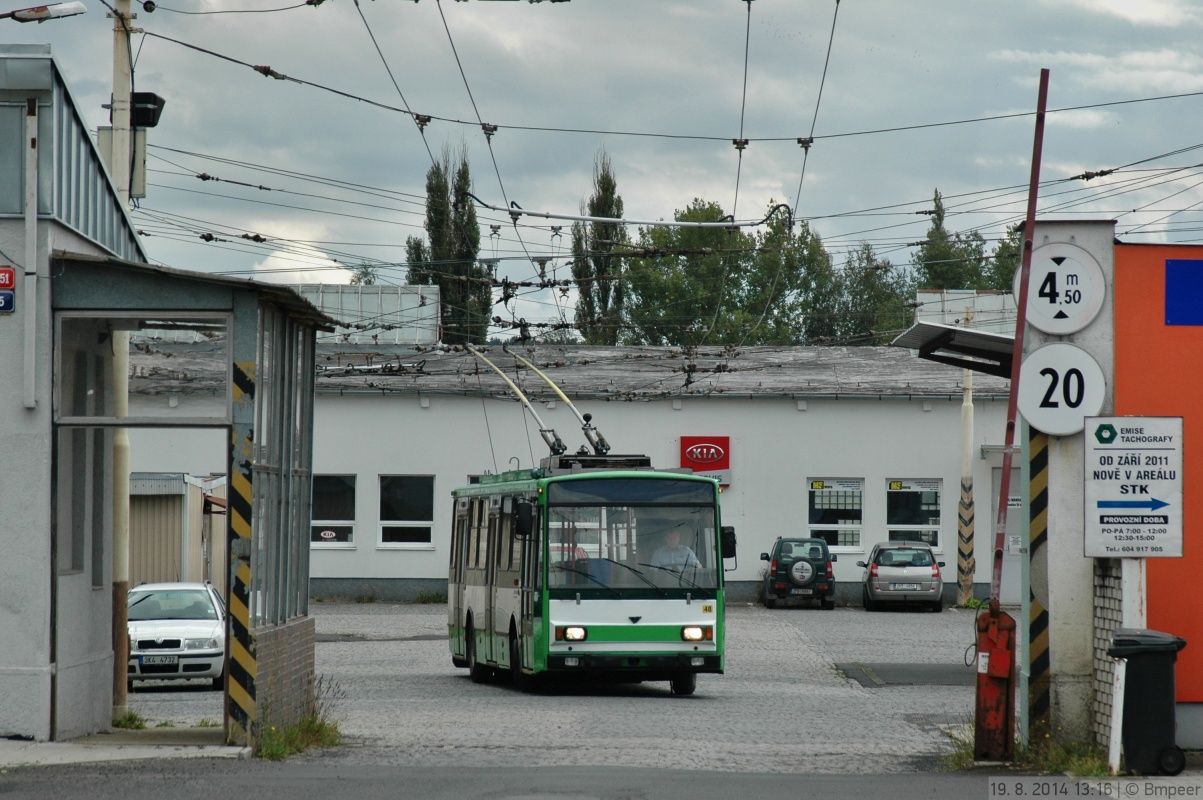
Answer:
[1017,343,1106,435]
[1013,242,1106,335]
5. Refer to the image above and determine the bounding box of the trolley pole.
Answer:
[974,67,1049,763]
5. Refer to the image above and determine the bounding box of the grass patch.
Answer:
[112,710,146,730]
[197,718,220,728]
[413,591,447,605]
[154,721,175,729]
[1017,733,1110,776]
[353,593,377,604]
[255,675,344,761]
[961,596,988,610]
[940,720,978,771]
[940,719,1110,776]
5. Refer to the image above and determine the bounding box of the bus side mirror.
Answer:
[721,526,736,558]
[515,501,534,537]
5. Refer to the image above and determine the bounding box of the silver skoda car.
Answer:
[127,582,227,690]
[857,541,946,612]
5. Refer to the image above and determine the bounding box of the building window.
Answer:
[311,475,356,546]
[886,478,942,548]
[807,478,863,548]
[380,475,435,546]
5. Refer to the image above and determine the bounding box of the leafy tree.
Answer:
[571,152,627,345]
[624,199,751,346]
[984,223,1023,291]
[623,200,838,346]
[837,243,914,344]
[404,235,431,285]
[349,264,377,286]
[912,189,988,289]
[409,150,488,344]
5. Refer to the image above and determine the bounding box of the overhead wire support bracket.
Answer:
[469,192,794,231]
[504,346,611,455]
[464,344,566,456]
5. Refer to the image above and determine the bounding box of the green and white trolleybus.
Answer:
[448,451,736,695]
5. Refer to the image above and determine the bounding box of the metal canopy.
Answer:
[891,320,1015,378]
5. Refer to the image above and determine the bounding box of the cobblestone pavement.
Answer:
[288,600,982,774]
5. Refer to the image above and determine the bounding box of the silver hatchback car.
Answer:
[857,541,946,612]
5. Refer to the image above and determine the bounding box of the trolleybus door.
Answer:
[519,500,538,639]
[451,497,469,654]
[484,495,501,665]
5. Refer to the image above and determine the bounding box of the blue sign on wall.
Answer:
[1166,259,1203,326]
[0,290,14,314]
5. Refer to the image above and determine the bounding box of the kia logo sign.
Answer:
[680,435,731,483]
[320,530,337,540]
[684,443,725,464]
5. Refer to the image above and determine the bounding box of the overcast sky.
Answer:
[8,0,1203,333]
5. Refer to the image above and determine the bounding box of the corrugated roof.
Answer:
[313,343,1010,400]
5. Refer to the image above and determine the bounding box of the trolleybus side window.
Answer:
[470,498,489,569]
[451,499,468,581]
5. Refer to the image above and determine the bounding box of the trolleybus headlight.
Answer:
[555,625,587,641]
[681,625,712,642]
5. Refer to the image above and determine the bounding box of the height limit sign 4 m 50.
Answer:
[1084,416,1183,558]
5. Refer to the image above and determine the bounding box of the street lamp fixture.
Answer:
[0,1,87,22]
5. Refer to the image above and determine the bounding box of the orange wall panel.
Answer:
[1114,244,1203,701]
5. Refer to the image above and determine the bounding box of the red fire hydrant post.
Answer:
[974,605,1017,760]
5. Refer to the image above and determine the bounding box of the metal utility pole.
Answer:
[957,307,976,606]
[109,0,133,719]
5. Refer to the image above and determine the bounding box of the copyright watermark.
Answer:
[988,777,1203,798]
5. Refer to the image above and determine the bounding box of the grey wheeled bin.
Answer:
[1107,628,1188,776]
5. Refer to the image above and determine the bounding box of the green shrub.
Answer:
[112,710,146,730]
[254,675,343,761]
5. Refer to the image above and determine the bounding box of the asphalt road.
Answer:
[301,600,980,773]
[5,600,990,798]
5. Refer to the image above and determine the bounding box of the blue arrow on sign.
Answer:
[1097,498,1170,511]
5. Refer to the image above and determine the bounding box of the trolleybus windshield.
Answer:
[546,478,719,593]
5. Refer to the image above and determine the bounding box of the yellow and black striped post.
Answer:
[226,361,258,744]
[957,475,976,605]
[1027,429,1051,736]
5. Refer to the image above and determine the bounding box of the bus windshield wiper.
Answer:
[598,558,667,597]
[637,562,703,589]
[549,563,622,597]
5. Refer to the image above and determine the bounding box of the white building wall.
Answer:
[307,391,1010,592]
[0,219,116,740]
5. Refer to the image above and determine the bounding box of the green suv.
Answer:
[759,537,837,610]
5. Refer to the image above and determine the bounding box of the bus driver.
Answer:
[650,528,701,571]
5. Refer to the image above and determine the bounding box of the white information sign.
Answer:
[1017,343,1106,435]
[1014,242,1106,335]
[1084,416,1182,558]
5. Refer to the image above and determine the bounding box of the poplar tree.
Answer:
[571,152,627,345]
[409,150,488,344]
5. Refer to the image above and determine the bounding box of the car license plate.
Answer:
[890,583,921,591]
[140,655,178,666]
[789,588,813,596]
